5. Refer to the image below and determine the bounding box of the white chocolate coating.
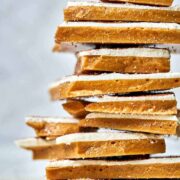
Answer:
[80,93,175,102]
[56,132,161,144]
[50,73,180,87]
[86,113,178,121]
[78,48,170,58]
[15,138,55,148]
[47,157,180,168]
[25,116,79,123]
[61,22,180,30]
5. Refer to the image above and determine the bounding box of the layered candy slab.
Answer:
[46,157,180,180]
[63,93,177,116]
[84,93,177,115]
[65,0,180,23]
[55,22,180,44]
[76,48,170,74]
[16,132,165,160]
[49,73,180,99]
[80,113,178,135]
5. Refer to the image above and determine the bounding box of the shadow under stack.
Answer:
[16,0,180,179]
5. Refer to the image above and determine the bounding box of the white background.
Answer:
[0,0,180,179]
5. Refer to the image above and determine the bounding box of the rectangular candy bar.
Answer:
[84,93,177,115]
[63,93,177,116]
[65,0,180,23]
[55,22,180,44]
[15,132,165,160]
[49,73,180,99]
[80,113,178,135]
[46,157,180,179]
[76,48,170,74]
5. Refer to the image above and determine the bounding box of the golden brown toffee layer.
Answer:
[49,73,180,99]
[85,98,177,115]
[46,157,180,179]
[76,56,170,74]
[16,132,165,160]
[65,1,180,23]
[76,48,170,74]
[55,22,180,44]
[62,94,177,117]
[80,113,178,135]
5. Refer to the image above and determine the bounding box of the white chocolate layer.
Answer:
[97,128,125,133]
[57,43,180,54]
[86,113,178,121]
[61,22,180,30]
[78,48,170,58]
[25,116,79,123]
[51,73,180,87]
[68,0,180,11]
[147,44,180,54]
[56,132,161,144]
[81,93,175,102]
[47,157,180,168]
[15,138,55,148]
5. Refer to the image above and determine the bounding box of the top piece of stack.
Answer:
[64,0,180,22]
[16,0,180,180]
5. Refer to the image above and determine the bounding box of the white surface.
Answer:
[48,157,180,167]
[78,48,170,58]
[61,21,180,29]
[56,132,161,144]
[26,116,79,123]
[81,93,175,102]
[0,0,180,179]
[52,72,180,85]
[15,138,55,149]
[86,113,178,121]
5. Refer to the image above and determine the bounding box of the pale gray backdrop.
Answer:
[0,0,180,179]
